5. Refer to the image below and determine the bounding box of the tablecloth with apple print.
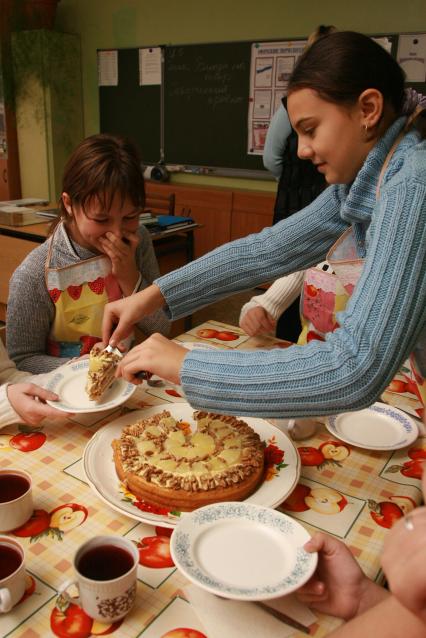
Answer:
[0,320,424,638]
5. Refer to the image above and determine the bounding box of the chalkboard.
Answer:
[99,48,161,164]
[164,41,262,172]
[98,35,426,176]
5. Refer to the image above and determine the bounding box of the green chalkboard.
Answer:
[163,41,262,171]
[99,48,161,164]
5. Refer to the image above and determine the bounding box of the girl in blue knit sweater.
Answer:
[103,32,426,421]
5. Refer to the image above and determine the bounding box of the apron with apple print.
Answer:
[45,224,122,358]
[298,121,425,418]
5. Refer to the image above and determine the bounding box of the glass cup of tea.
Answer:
[0,470,33,532]
[0,536,27,613]
[58,536,139,623]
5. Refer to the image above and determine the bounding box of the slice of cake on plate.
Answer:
[86,347,121,401]
[112,409,265,511]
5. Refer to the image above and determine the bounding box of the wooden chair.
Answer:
[145,192,175,216]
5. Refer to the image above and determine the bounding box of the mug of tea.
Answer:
[0,536,27,613]
[0,470,33,532]
[58,536,138,623]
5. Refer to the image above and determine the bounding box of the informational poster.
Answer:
[397,33,426,82]
[97,50,118,86]
[139,47,162,86]
[248,40,306,154]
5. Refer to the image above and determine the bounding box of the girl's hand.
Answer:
[102,284,165,347]
[240,306,276,336]
[7,383,73,426]
[99,230,140,296]
[297,532,387,619]
[381,465,426,623]
[116,334,187,385]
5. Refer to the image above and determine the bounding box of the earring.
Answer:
[364,123,368,133]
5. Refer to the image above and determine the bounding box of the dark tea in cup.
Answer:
[0,473,31,503]
[77,544,135,581]
[0,544,23,579]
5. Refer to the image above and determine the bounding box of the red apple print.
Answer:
[49,503,88,532]
[408,443,426,460]
[196,328,219,339]
[307,331,325,342]
[155,525,173,538]
[401,459,424,479]
[79,335,101,356]
[161,630,207,638]
[88,277,105,295]
[281,483,311,512]
[298,446,325,467]
[10,430,46,452]
[13,509,51,537]
[67,285,83,300]
[306,284,318,297]
[49,288,62,304]
[50,598,93,638]
[319,441,351,463]
[369,500,404,529]
[165,388,182,398]
[386,458,425,480]
[387,379,409,393]
[216,331,239,341]
[137,535,175,568]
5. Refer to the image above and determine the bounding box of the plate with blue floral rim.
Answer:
[82,403,301,529]
[170,501,317,600]
[326,402,419,451]
[45,359,136,413]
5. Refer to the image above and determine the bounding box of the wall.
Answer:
[56,0,426,193]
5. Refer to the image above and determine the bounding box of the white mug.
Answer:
[0,469,33,532]
[58,535,138,623]
[0,537,27,613]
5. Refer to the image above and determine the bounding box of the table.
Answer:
[0,320,424,638]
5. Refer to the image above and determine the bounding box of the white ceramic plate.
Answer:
[45,359,136,413]
[170,502,317,600]
[326,402,419,451]
[83,403,300,528]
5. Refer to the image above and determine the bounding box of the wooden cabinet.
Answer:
[231,190,275,241]
[146,182,274,258]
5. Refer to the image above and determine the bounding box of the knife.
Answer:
[254,601,311,634]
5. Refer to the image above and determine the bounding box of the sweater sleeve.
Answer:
[263,106,292,178]
[6,244,71,373]
[240,271,305,323]
[134,225,171,337]
[156,184,346,320]
[177,157,426,418]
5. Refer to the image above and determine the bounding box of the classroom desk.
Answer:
[0,320,424,638]
[0,219,200,326]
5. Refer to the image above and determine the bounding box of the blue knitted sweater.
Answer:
[156,118,426,417]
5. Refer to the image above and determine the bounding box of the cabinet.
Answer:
[11,29,83,201]
[145,182,275,258]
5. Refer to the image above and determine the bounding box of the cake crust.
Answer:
[112,410,265,511]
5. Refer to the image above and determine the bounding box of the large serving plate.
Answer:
[45,359,136,413]
[326,402,419,451]
[83,403,300,528]
[170,502,317,600]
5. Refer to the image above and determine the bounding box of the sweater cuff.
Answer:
[0,384,22,429]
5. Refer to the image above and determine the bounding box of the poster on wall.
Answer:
[248,40,306,155]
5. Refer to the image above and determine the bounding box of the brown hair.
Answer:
[288,31,405,115]
[53,133,145,231]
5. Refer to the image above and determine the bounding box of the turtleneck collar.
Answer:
[340,116,410,225]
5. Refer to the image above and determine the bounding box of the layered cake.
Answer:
[86,347,121,401]
[112,410,265,511]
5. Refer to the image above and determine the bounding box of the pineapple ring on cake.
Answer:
[112,410,265,511]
